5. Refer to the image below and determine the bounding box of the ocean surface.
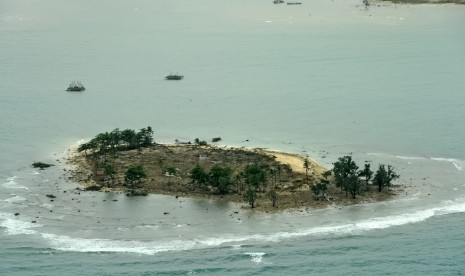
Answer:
[1,0,465,274]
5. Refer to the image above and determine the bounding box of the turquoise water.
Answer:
[1,0,465,274]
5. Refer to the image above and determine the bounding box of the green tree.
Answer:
[386,165,399,189]
[139,126,154,147]
[208,165,233,194]
[124,165,147,189]
[322,170,332,180]
[311,180,328,200]
[234,173,244,194]
[346,173,361,199]
[303,157,310,184]
[332,156,359,196]
[359,163,373,190]
[244,188,258,208]
[78,140,98,155]
[77,126,155,156]
[103,163,116,187]
[268,189,278,207]
[189,165,208,188]
[121,129,137,149]
[108,128,121,154]
[311,184,320,200]
[269,166,278,189]
[243,163,267,192]
[194,138,208,146]
[373,164,388,192]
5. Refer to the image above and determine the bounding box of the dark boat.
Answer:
[66,81,85,92]
[165,73,184,80]
[273,0,284,4]
[287,2,302,4]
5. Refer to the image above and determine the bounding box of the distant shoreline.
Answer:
[66,143,400,212]
[378,0,465,4]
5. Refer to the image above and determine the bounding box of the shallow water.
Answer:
[1,0,465,274]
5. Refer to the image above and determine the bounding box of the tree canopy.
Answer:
[373,164,399,192]
[124,165,147,189]
[332,156,359,198]
[78,127,154,155]
[189,164,233,194]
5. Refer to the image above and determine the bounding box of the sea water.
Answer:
[1,0,465,274]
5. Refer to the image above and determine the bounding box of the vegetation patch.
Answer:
[67,127,402,211]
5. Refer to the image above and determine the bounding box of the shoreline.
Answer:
[377,0,465,4]
[372,0,465,6]
[65,143,401,213]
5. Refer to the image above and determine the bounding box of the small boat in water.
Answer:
[165,73,184,80]
[287,2,302,4]
[66,81,85,92]
[273,0,284,4]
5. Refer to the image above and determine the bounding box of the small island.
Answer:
[165,73,184,80]
[67,127,401,212]
[66,81,85,92]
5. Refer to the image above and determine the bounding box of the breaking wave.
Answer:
[431,157,464,171]
[2,200,465,255]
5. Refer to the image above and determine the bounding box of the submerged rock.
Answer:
[32,162,54,169]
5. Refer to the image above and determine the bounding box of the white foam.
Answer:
[4,201,465,255]
[2,179,28,190]
[431,157,460,162]
[0,212,42,236]
[135,224,159,229]
[259,202,465,242]
[230,244,242,250]
[453,163,463,171]
[431,157,464,171]
[3,195,26,204]
[43,201,465,253]
[394,155,426,160]
[40,234,203,255]
[367,152,384,156]
[244,252,266,264]
[40,203,54,209]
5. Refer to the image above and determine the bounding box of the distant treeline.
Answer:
[78,127,154,155]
